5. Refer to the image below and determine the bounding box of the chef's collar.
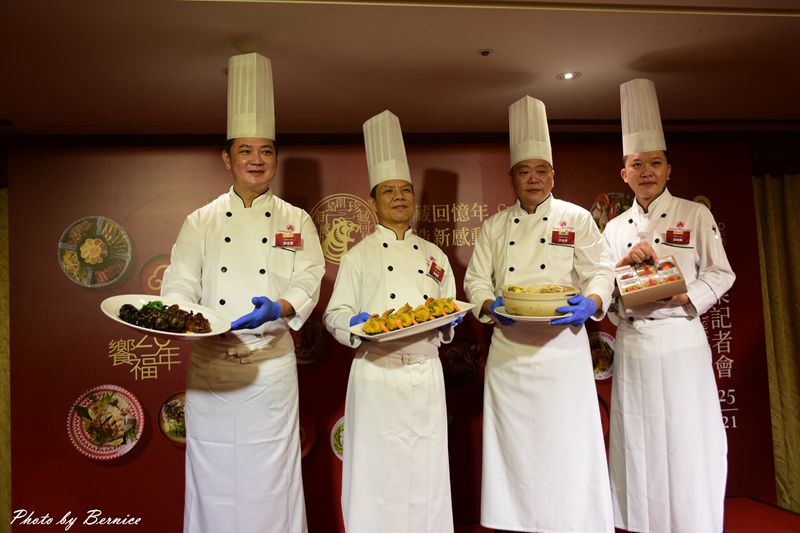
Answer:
[514,193,552,216]
[228,186,274,209]
[375,223,414,241]
[634,187,671,217]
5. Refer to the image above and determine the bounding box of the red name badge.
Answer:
[666,229,691,245]
[275,232,302,248]
[551,230,576,245]
[428,261,445,284]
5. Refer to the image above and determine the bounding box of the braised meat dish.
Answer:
[119,301,211,333]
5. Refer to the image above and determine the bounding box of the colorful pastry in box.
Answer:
[615,255,687,307]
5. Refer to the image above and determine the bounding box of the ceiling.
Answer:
[1,0,799,136]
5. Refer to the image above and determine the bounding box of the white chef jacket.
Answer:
[602,187,735,319]
[162,186,324,533]
[464,195,615,532]
[602,187,735,533]
[465,195,614,317]
[162,187,324,354]
[324,224,456,533]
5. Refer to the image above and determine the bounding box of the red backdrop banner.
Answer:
[9,139,774,532]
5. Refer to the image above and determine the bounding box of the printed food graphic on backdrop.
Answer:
[589,331,614,380]
[590,192,633,232]
[440,339,485,391]
[330,416,345,461]
[57,216,132,287]
[310,194,377,264]
[67,384,144,461]
[159,392,186,445]
[291,318,327,365]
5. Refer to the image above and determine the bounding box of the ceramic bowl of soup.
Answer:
[501,284,580,317]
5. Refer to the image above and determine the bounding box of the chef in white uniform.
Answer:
[464,96,615,533]
[161,53,324,533]
[603,79,735,533]
[323,110,457,533]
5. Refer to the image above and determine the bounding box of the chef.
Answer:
[603,79,735,533]
[323,110,457,533]
[464,96,615,533]
[161,52,324,533]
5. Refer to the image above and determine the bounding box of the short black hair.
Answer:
[224,138,279,156]
[622,150,667,167]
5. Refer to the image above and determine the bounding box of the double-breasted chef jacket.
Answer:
[162,187,325,533]
[602,187,735,533]
[324,224,456,533]
[464,195,615,533]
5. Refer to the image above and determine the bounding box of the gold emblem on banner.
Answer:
[310,194,377,264]
[693,195,712,209]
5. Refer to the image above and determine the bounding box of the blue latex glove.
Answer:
[230,296,282,330]
[438,314,463,333]
[350,312,371,327]
[551,294,597,327]
[489,296,515,326]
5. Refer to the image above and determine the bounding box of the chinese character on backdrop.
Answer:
[107,334,180,381]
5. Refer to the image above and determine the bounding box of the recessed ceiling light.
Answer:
[557,71,581,81]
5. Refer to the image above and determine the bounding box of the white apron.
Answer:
[342,345,453,533]
[609,317,726,533]
[481,324,614,533]
[185,348,306,533]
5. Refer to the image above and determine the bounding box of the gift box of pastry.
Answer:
[615,255,687,307]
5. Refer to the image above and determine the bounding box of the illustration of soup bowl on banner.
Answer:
[501,284,580,317]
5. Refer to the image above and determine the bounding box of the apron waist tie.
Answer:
[356,350,437,367]
[623,315,694,330]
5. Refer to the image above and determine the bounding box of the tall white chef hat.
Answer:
[509,95,552,167]
[363,110,412,190]
[620,78,666,156]
[227,52,275,141]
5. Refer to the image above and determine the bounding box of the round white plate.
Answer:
[494,306,565,323]
[101,294,231,339]
[348,300,474,342]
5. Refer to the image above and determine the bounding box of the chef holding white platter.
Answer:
[161,52,325,533]
[464,95,615,533]
[323,110,460,533]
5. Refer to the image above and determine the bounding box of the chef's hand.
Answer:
[659,292,690,306]
[231,296,282,330]
[487,296,514,326]
[350,312,371,326]
[616,241,658,268]
[439,314,463,332]
[551,294,597,327]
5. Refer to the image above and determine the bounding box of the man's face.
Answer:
[369,179,415,226]
[621,150,671,202]
[222,137,277,195]
[511,159,555,209]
